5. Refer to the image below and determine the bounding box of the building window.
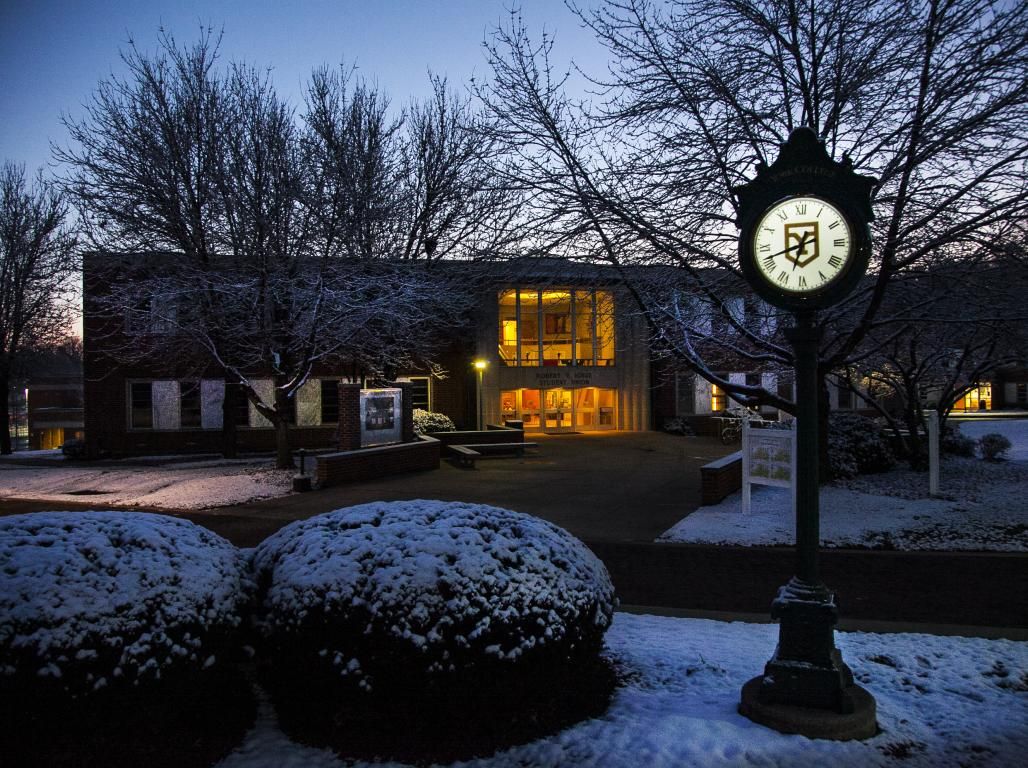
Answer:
[956,384,992,411]
[408,377,430,411]
[229,383,250,427]
[711,384,728,412]
[1017,383,1027,406]
[837,384,853,410]
[320,380,340,424]
[130,382,153,429]
[180,381,202,428]
[497,288,614,367]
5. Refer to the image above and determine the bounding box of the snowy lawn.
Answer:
[660,420,1028,551]
[0,460,294,510]
[216,612,1028,768]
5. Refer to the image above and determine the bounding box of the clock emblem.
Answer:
[751,196,853,295]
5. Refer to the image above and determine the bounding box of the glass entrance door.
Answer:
[543,388,573,431]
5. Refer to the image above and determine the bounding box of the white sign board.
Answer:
[360,388,403,447]
[742,420,796,513]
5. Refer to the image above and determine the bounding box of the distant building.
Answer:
[80,253,1022,458]
[27,375,84,449]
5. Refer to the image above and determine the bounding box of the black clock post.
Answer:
[734,128,877,740]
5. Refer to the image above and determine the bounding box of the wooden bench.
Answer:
[447,442,539,468]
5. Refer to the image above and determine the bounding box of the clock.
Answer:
[739,193,869,311]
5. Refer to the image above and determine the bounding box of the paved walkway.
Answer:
[169,431,729,547]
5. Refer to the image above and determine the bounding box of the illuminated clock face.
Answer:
[752,196,853,294]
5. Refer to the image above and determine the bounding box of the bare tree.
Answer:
[478,0,1028,420]
[0,163,78,453]
[401,75,519,261]
[62,33,482,466]
[842,254,1028,465]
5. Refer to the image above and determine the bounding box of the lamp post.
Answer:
[473,359,487,431]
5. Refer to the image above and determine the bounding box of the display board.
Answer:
[741,420,796,513]
[360,388,403,447]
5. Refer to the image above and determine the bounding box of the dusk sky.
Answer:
[1,0,606,177]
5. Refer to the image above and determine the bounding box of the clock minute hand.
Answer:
[764,234,809,261]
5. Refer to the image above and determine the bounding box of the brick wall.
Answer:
[316,436,441,486]
[700,451,742,505]
[336,383,361,450]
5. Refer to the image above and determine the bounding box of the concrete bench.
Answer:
[449,445,481,468]
[700,450,742,505]
[447,442,539,468]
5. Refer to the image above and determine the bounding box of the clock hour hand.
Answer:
[791,232,811,271]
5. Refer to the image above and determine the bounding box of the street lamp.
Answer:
[473,359,488,431]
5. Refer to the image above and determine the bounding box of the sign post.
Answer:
[928,411,940,497]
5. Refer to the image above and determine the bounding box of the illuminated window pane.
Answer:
[498,290,518,366]
[519,289,540,366]
[541,289,572,365]
[711,384,728,412]
[575,290,595,365]
[596,291,615,365]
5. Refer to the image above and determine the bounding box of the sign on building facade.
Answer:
[360,388,403,447]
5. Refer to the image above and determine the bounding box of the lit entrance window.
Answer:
[497,288,615,367]
[500,387,616,432]
[956,384,992,411]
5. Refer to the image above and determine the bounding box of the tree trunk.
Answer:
[274,386,292,470]
[221,377,238,459]
[0,372,11,455]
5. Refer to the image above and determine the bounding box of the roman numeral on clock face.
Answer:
[828,254,843,268]
[795,203,807,215]
[828,220,841,230]
[759,243,770,252]
[798,275,807,288]
[763,255,776,271]
[834,238,846,247]
[777,271,789,285]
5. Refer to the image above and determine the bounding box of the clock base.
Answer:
[738,579,878,740]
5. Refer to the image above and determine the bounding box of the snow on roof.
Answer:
[0,511,253,691]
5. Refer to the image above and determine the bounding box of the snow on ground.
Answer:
[660,420,1028,551]
[956,418,1028,461]
[0,462,293,510]
[216,612,1028,768]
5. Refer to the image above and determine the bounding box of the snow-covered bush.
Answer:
[828,412,895,480]
[942,423,977,457]
[978,433,1012,461]
[0,512,257,767]
[0,512,254,697]
[413,407,456,434]
[251,500,617,761]
[663,416,695,436]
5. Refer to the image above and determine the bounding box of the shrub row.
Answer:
[1,503,616,765]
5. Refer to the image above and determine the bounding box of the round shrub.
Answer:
[413,407,456,434]
[978,432,1012,461]
[827,411,895,479]
[0,512,256,767]
[251,500,617,761]
[941,423,977,457]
